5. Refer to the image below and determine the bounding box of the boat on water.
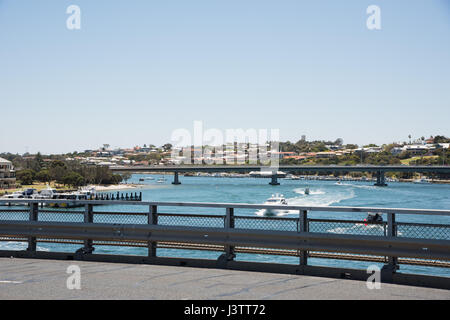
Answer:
[249,171,287,178]
[413,178,431,184]
[263,193,288,216]
[156,177,166,183]
[139,177,155,182]
[304,187,310,195]
[1,190,27,200]
[364,212,383,223]
[33,185,58,200]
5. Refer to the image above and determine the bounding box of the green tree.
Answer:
[36,169,51,183]
[16,169,35,185]
[62,172,86,187]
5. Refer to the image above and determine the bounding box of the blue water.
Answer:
[1,174,450,277]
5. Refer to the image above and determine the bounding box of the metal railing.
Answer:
[1,199,450,284]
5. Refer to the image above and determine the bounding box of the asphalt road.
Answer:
[0,258,448,300]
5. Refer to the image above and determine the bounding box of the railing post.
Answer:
[76,204,94,256]
[382,212,398,281]
[298,210,308,266]
[27,202,39,252]
[224,207,235,261]
[218,207,235,267]
[148,205,158,258]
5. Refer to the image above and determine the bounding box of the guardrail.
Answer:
[1,199,450,288]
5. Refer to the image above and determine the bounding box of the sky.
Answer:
[0,0,449,154]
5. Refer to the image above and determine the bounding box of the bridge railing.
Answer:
[1,199,450,282]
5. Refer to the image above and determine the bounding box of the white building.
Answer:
[0,157,16,189]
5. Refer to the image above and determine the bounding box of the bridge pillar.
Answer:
[172,172,181,185]
[374,171,387,187]
[269,175,280,186]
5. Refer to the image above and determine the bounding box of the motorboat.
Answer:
[0,190,26,200]
[364,212,383,223]
[33,185,58,200]
[1,189,39,206]
[78,186,97,199]
[413,178,431,184]
[263,193,288,216]
[23,188,38,198]
[304,187,310,195]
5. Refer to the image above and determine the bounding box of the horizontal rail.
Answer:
[1,220,449,261]
[1,199,450,216]
[2,236,449,268]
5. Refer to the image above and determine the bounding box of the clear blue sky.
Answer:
[1,0,449,154]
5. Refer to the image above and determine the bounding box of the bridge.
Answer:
[110,165,450,186]
[1,199,449,290]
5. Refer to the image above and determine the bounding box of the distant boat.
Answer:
[157,177,166,183]
[304,187,310,195]
[413,178,431,184]
[249,171,287,178]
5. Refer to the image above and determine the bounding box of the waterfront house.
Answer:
[316,151,337,158]
[0,157,16,189]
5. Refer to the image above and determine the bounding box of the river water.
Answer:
[1,174,450,277]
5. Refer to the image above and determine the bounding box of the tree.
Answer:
[17,169,35,185]
[120,172,132,183]
[62,172,86,187]
[49,161,68,184]
[36,169,51,183]
[433,135,450,144]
